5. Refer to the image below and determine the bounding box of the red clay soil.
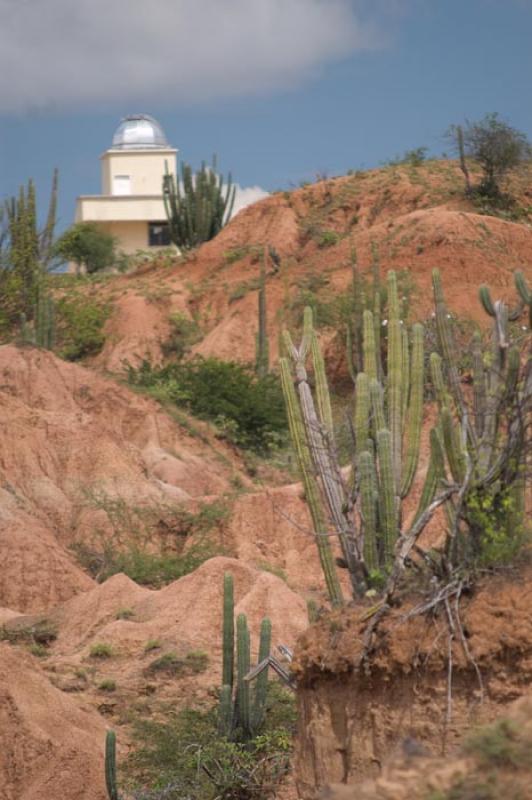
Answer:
[0,644,108,800]
[318,692,532,800]
[0,345,250,611]
[84,161,532,373]
[292,566,532,797]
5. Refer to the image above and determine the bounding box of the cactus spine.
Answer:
[105,731,119,800]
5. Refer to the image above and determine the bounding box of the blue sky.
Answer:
[0,0,531,233]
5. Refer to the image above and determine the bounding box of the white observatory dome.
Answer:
[111,114,169,150]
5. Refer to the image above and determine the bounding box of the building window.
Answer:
[113,175,131,195]
[148,222,171,247]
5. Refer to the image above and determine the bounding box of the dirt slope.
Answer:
[0,644,108,800]
[293,567,532,797]
[0,345,250,611]
[0,558,308,798]
[85,161,532,373]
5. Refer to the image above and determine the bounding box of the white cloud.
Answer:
[0,0,379,112]
[231,185,270,217]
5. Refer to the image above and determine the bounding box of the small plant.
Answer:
[144,639,162,653]
[90,642,114,659]
[185,650,209,673]
[465,718,531,769]
[146,651,185,676]
[115,608,134,620]
[317,230,340,248]
[224,246,249,265]
[55,293,109,360]
[98,679,117,692]
[161,311,202,360]
[29,643,49,658]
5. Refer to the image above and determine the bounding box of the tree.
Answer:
[53,222,116,274]
[448,113,531,198]
[163,156,236,250]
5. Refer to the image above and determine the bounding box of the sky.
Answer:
[0,0,531,233]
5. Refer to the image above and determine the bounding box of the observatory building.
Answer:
[75,114,177,254]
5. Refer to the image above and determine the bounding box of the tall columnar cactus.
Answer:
[218,573,273,740]
[346,245,382,384]
[34,284,55,350]
[431,268,530,562]
[514,270,532,328]
[163,156,235,250]
[255,249,269,377]
[105,731,119,800]
[281,272,432,600]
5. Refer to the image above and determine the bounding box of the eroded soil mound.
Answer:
[0,345,249,611]
[293,567,532,797]
[0,644,108,800]
[0,558,307,797]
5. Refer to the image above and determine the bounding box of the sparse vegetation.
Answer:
[116,608,135,620]
[54,292,109,360]
[160,311,202,360]
[89,643,114,659]
[99,679,117,692]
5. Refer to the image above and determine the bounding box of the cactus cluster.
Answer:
[345,245,385,383]
[430,268,529,562]
[218,573,272,741]
[281,264,531,604]
[163,156,235,251]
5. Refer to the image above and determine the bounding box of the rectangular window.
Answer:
[113,175,131,195]
[148,222,171,247]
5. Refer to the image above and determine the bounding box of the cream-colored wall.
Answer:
[76,195,168,222]
[101,149,177,195]
[96,221,151,254]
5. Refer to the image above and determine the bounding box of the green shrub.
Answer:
[126,687,295,800]
[144,640,162,653]
[53,222,117,274]
[98,679,117,692]
[127,357,287,454]
[55,293,109,360]
[146,652,186,676]
[161,312,202,360]
[184,650,209,673]
[97,541,224,589]
[116,608,135,620]
[89,642,114,659]
[317,230,340,248]
[29,643,49,658]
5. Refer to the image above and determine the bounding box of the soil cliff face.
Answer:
[292,569,532,798]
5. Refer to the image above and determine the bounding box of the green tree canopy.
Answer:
[53,222,116,274]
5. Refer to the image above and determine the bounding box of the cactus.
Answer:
[163,156,235,250]
[515,270,532,328]
[255,249,269,377]
[280,355,344,606]
[105,731,119,800]
[218,573,273,740]
[431,272,531,563]
[222,573,234,689]
[281,271,436,598]
[34,284,55,350]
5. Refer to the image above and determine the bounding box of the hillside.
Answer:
[66,159,532,373]
[1,160,531,799]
